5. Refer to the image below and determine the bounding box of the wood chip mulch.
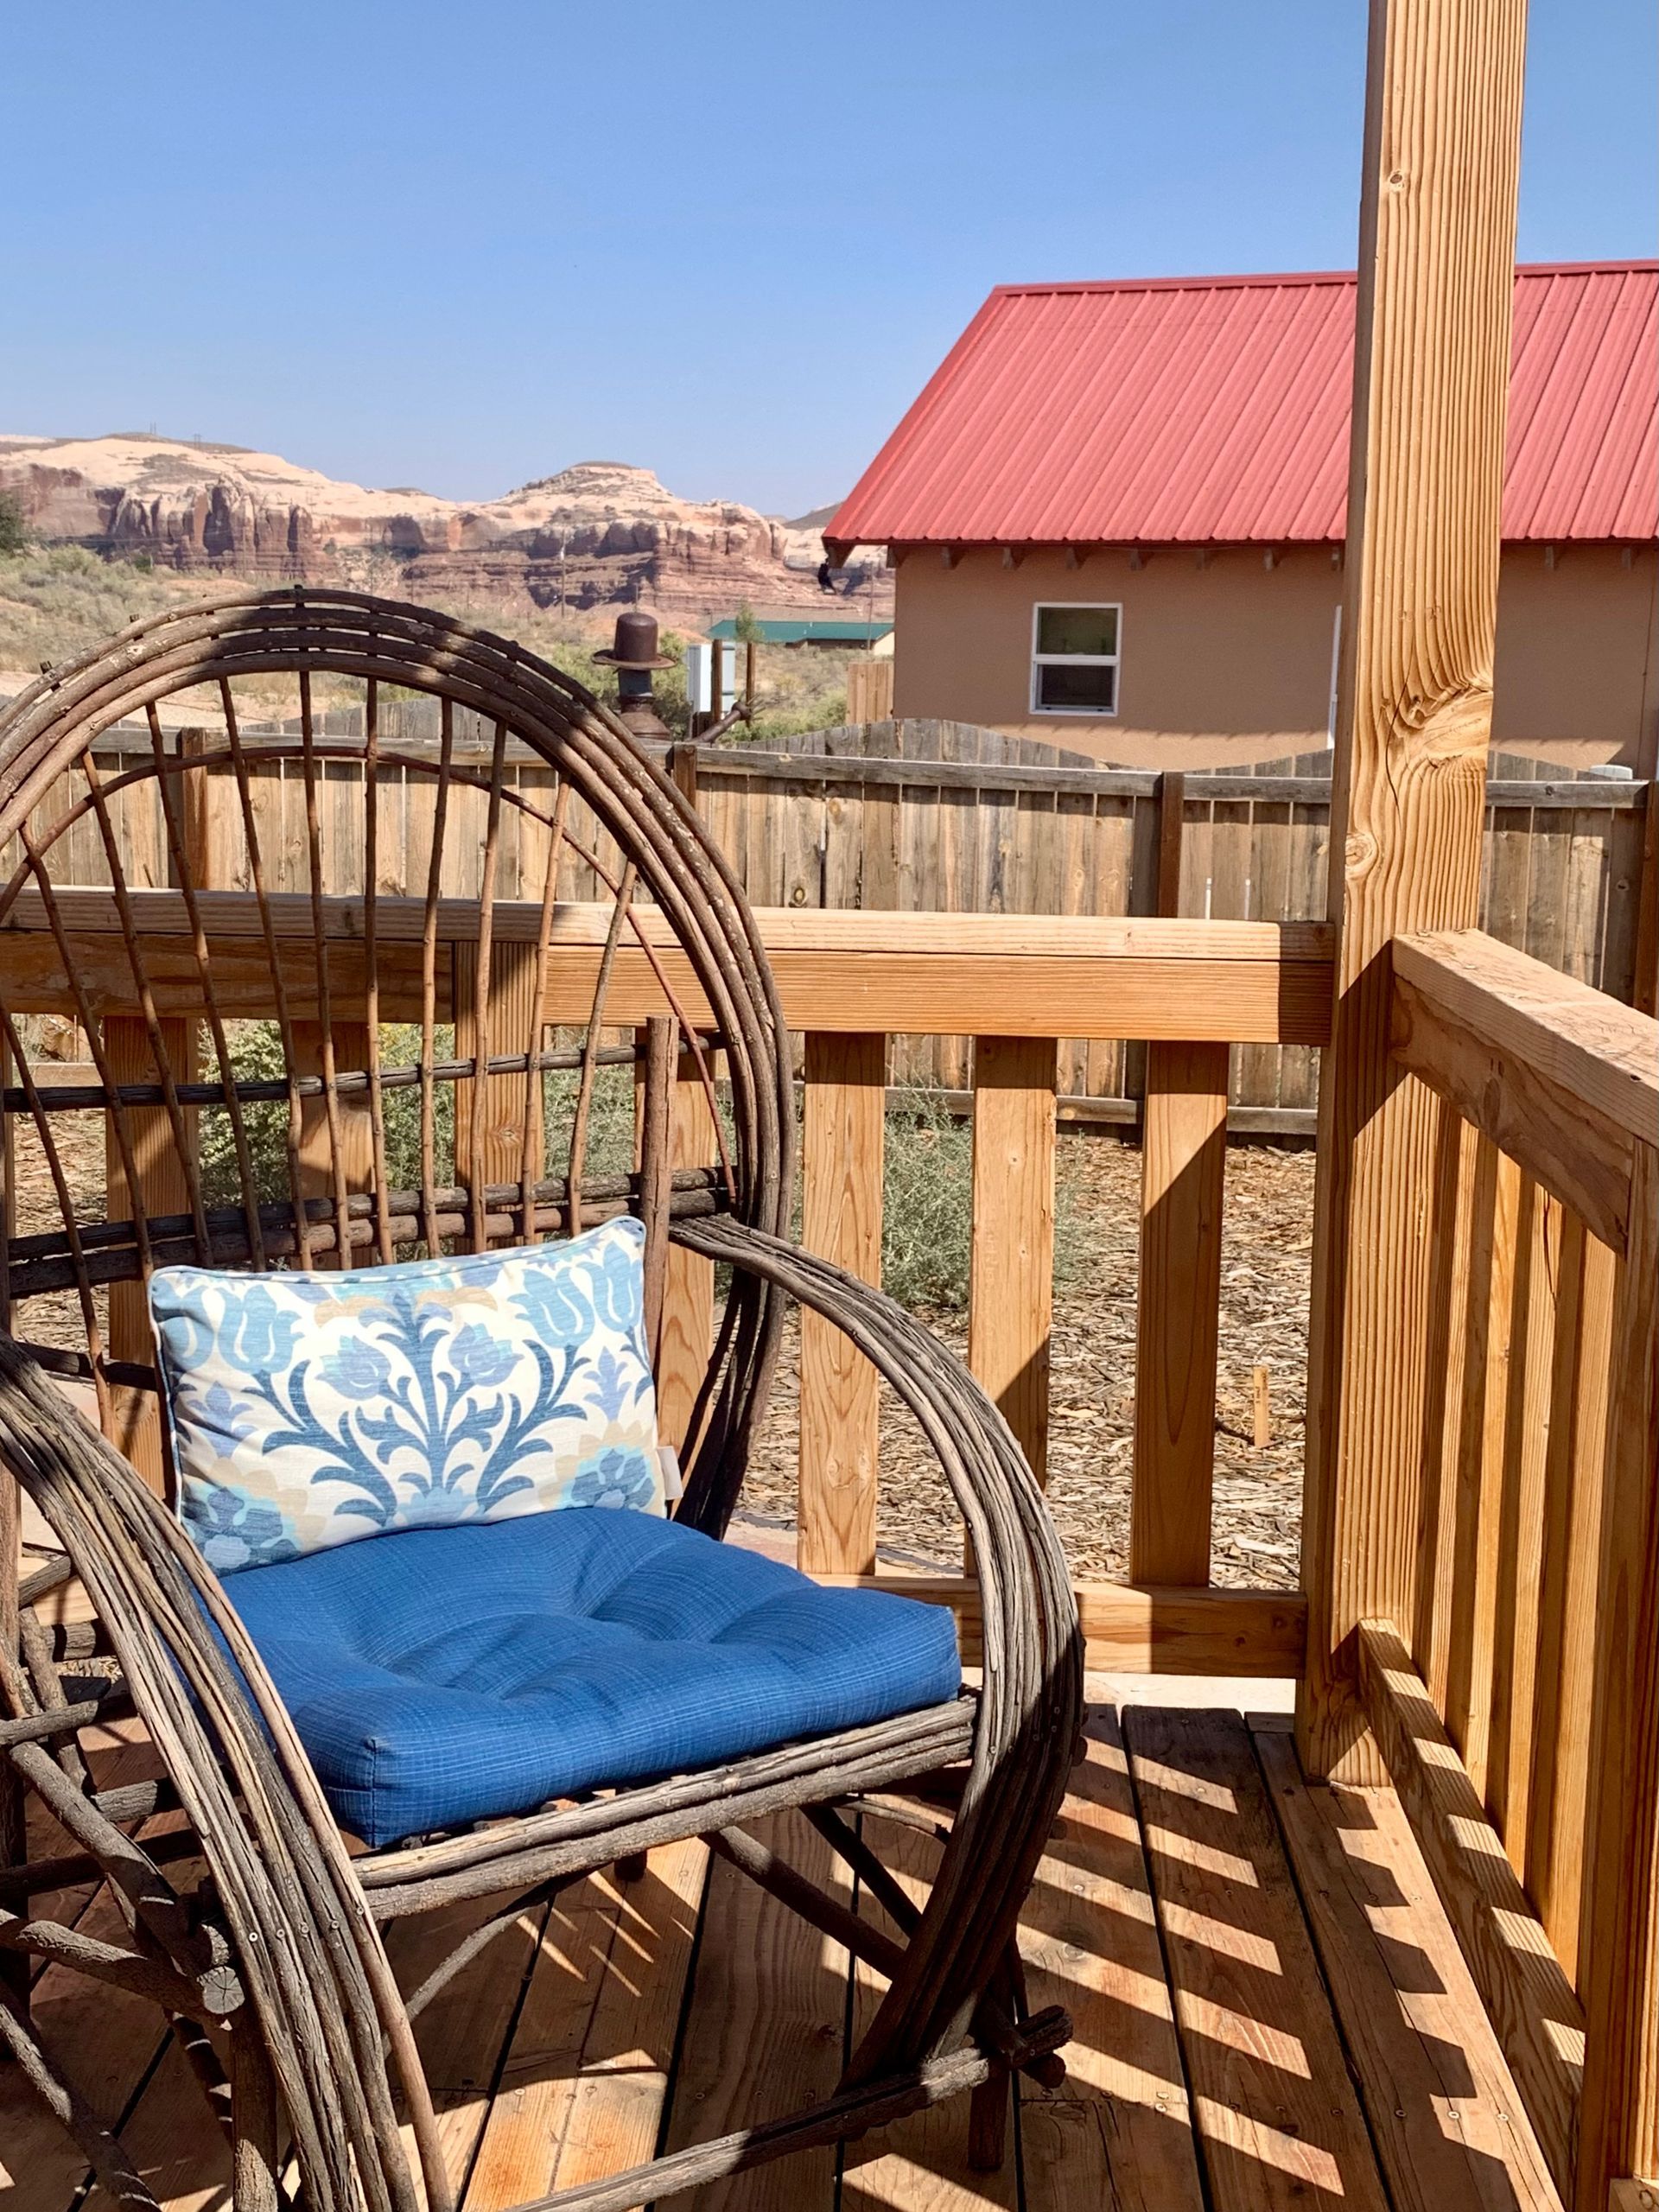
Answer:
[742,1135,1313,1590]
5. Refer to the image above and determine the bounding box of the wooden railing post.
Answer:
[451,941,543,1241]
[105,728,213,1488]
[968,1037,1056,1491]
[1576,1137,1659,2208]
[1132,1041,1229,1584]
[798,1032,885,1574]
[657,1046,716,1453]
[1297,0,1526,1783]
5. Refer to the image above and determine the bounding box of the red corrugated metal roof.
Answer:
[827,263,1658,551]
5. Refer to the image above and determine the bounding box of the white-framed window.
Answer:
[1029,602,1121,715]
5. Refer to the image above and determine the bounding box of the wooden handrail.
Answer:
[1394,929,1658,1147]
[2,893,1335,1044]
[1391,928,1659,1255]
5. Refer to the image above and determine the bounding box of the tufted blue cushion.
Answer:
[221,1510,961,1847]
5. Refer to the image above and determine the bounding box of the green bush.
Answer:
[0,494,28,556]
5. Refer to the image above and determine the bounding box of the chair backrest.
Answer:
[0,588,793,1530]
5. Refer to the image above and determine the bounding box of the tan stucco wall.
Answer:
[890,543,1659,773]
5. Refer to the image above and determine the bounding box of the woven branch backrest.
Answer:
[0,589,793,1529]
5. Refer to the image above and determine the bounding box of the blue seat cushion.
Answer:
[221,1509,962,1847]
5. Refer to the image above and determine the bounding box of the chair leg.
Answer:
[231,2019,281,2212]
[968,2068,1010,2171]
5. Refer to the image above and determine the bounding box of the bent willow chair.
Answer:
[0,591,1081,2212]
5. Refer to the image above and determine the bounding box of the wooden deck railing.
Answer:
[13,880,1655,2195]
[1356,926,1659,2206]
[2,891,1318,1675]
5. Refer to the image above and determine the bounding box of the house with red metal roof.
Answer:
[826,263,1657,772]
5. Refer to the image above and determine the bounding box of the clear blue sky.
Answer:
[3,1,1652,518]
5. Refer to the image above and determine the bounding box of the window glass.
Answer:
[1036,605,1118,658]
[1036,661,1117,712]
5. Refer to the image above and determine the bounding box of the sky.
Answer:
[2,1,1653,518]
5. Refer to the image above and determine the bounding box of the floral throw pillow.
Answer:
[149,1217,663,1573]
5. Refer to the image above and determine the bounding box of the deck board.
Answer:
[1122,1705,1391,2212]
[0,1707,1563,2212]
[1253,1727,1562,2212]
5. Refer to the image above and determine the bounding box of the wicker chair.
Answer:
[0,590,1082,2212]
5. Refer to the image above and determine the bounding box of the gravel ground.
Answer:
[10,1101,1313,1591]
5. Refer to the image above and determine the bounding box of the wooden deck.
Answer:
[2,1700,1561,2212]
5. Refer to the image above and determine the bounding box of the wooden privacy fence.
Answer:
[5,706,1652,1124]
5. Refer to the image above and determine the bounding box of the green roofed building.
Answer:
[706,617,893,647]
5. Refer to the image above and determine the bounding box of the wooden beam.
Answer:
[798,1033,885,1576]
[1130,1041,1229,1584]
[812,1576,1306,1676]
[968,1038,1056,1488]
[1297,0,1528,1783]
[1576,1141,1659,2208]
[1356,1618,1583,2198]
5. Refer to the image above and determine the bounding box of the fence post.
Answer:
[667,741,700,812]
[1296,0,1526,1784]
[1154,770,1185,919]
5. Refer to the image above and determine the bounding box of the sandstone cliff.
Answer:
[0,435,889,631]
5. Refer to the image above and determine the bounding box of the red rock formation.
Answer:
[0,435,889,629]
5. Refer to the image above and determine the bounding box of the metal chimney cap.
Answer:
[594,609,675,671]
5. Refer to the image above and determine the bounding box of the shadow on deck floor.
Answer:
[2,1704,1560,2212]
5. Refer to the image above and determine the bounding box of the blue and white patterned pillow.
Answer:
[149,1217,663,1573]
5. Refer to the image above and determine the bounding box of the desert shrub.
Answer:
[881,1086,974,1310]
[0,543,203,671]
[880,1081,1085,1313]
[197,1022,638,1221]
[0,495,28,556]
[198,1022,455,1211]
